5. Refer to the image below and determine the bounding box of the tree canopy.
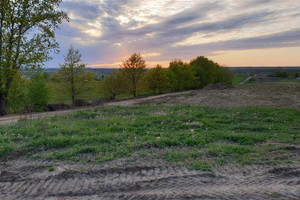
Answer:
[101,70,125,100]
[120,53,147,98]
[168,59,196,91]
[0,0,68,115]
[52,46,97,107]
[144,65,169,94]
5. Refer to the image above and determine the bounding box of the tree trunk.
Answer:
[0,92,7,116]
[72,95,75,107]
[133,90,136,98]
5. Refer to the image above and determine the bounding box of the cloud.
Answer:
[45,0,300,67]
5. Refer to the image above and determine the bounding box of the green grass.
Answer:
[0,105,299,169]
[48,166,55,172]
[232,75,246,84]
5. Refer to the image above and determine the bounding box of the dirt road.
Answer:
[1,154,300,200]
[0,91,192,125]
[1,80,300,125]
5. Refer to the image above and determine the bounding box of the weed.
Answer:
[190,160,212,171]
[48,167,55,172]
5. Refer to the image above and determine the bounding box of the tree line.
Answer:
[101,53,233,100]
[6,47,233,114]
[0,1,233,116]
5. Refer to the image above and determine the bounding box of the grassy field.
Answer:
[1,105,299,170]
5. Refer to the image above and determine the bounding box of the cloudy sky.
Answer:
[46,0,300,68]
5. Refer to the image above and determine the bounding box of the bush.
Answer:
[27,74,49,112]
[168,59,197,91]
[190,56,233,88]
[293,72,300,78]
[273,70,289,78]
[100,70,125,100]
[7,73,28,113]
[144,65,169,94]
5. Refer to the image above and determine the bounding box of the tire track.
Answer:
[1,157,300,200]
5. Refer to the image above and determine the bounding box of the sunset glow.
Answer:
[46,0,300,68]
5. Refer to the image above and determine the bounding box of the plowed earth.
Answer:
[1,154,300,200]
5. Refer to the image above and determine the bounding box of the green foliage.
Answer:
[144,65,169,94]
[215,66,234,84]
[7,73,28,113]
[52,46,97,106]
[190,56,217,88]
[190,161,212,171]
[190,56,233,88]
[0,0,68,115]
[168,59,196,91]
[48,167,55,172]
[100,70,125,100]
[273,70,289,78]
[232,75,246,84]
[27,73,49,112]
[120,53,147,97]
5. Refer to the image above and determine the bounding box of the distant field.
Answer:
[1,105,299,170]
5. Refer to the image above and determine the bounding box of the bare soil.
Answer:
[109,80,300,110]
[1,151,300,200]
[1,78,300,199]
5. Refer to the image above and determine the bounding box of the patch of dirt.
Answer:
[1,155,300,200]
[130,81,300,109]
[204,83,234,90]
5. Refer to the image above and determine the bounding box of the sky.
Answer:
[45,0,300,68]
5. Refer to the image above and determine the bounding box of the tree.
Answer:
[27,73,49,112]
[0,0,68,115]
[190,56,233,87]
[274,70,289,78]
[101,70,125,100]
[7,73,28,113]
[144,65,169,94]
[53,46,97,107]
[168,59,196,91]
[215,66,234,84]
[190,56,218,88]
[120,53,147,98]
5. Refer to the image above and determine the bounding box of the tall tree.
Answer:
[190,56,233,87]
[101,70,125,100]
[144,65,169,94]
[52,46,97,107]
[7,72,28,113]
[168,59,196,91]
[120,53,146,98]
[0,0,68,115]
[27,72,49,112]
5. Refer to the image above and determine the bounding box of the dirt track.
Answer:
[1,154,300,200]
[0,91,192,125]
[1,80,299,125]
